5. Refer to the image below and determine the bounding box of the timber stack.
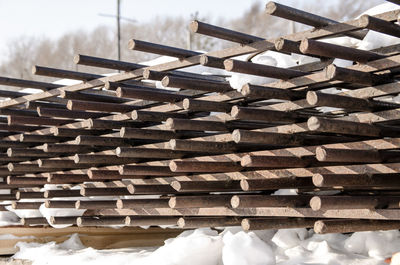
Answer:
[1,1,400,235]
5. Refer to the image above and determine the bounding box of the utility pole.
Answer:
[117,0,121,61]
[99,0,136,62]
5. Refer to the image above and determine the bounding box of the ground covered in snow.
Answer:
[11,227,400,265]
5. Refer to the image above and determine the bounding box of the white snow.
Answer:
[356,3,400,51]
[5,205,42,219]
[39,203,85,229]
[11,227,400,265]
[20,88,43,94]
[226,51,298,92]
[223,230,275,265]
[358,3,400,17]
[272,189,297,196]
[0,210,20,226]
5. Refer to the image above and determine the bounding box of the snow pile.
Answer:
[12,227,400,265]
[223,230,275,265]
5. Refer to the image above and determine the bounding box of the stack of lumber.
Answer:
[1,1,400,236]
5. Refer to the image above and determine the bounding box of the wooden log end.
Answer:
[73,154,80,164]
[199,55,210,66]
[15,192,21,200]
[49,127,58,136]
[182,98,191,110]
[241,218,251,231]
[125,216,131,226]
[80,188,86,196]
[127,39,137,50]
[265,2,278,15]
[170,180,181,191]
[189,20,200,33]
[314,220,327,234]
[358,14,370,28]
[169,161,178,172]
[131,110,139,120]
[75,201,81,209]
[115,87,123,97]
[230,105,240,119]
[241,84,251,96]
[59,90,67,98]
[87,169,96,179]
[299,38,310,54]
[36,106,43,116]
[31,65,39,75]
[6,176,11,185]
[324,64,337,80]
[177,217,185,228]
[274,38,285,51]
[7,163,14,171]
[6,148,12,157]
[310,196,322,211]
[49,216,56,225]
[44,200,51,208]
[223,59,234,71]
[46,174,52,182]
[66,100,74,110]
[116,199,124,209]
[161,76,170,87]
[168,197,177,208]
[86,119,95,129]
[307,116,321,131]
[127,184,135,194]
[240,155,252,167]
[169,139,177,150]
[230,195,240,208]
[76,217,83,227]
[240,179,250,191]
[43,190,50,198]
[165,118,174,130]
[74,136,82,145]
[119,127,127,137]
[312,174,325,187]
[115,147,122,157]
[11,202,17,209]
[6,176,12,185]
[103,81,114,90]
[315,146,327,161]
[231,129,242,143]
[306,91,318,106]
[142,69,151,79]
[37,159,44,167]
[73,54,81,64]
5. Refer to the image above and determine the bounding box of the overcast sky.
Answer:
[0,0,385,63]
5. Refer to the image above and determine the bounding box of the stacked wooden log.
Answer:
[1,1,400,234]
